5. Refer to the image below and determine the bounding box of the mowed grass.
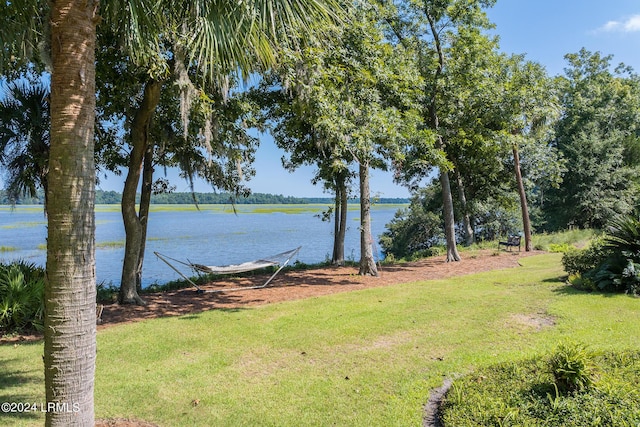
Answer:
[1,253,639,426]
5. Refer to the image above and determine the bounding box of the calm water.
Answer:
[0,204,404,287]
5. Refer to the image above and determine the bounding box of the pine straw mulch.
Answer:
[97,249,540,329]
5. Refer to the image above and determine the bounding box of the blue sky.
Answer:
[232,1,640,198]
[487,0,640,76]
[9,1,640,198]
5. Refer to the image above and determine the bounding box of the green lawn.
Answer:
[1,253,639,426]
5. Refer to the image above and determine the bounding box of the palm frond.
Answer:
[100,0,168,75]
[176,0,341,85]
[0,0,49,74]
[0,80,50,202]
[605,215,640,256]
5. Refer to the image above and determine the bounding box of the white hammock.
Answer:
[154,246,301,293]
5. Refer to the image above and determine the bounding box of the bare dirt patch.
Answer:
[510,313,556,331]
[95,418,160,427]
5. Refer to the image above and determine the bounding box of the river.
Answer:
[0,203,405,288]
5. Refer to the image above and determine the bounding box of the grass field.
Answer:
[1,253,639,426]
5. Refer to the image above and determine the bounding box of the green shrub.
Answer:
[561,237,609,276]
[0,261,45,333]
[600,214,640,295]
[562,216,640,295]
[549,342,594,393]
[441,349,640,426]
[604,214,640,255]
[96,282,119,303]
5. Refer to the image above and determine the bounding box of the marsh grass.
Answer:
[96,241,125,249]
[92,202,406,215]
[0,246,17,252]
[0,221,46,230]
[2,254,640,426]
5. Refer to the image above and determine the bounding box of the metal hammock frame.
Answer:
[154,246,301,293]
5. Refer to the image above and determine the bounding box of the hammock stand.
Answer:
[154,246,301,293]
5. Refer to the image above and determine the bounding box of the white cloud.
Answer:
[623,15,640,31]
[597,14,640,33]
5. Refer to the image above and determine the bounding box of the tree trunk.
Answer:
[358,162,378,276]
[513,145,533,251]
[439,166,461,261]
[332,174,347,266]
[136,142,155,291]
[44,2,98,425]
[119,79,161,305]
[426,11,460,262]
[455,170,474,246]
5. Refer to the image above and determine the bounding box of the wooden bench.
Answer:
[498,235,521,251]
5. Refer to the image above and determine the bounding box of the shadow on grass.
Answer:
[0,356,44,424]
[542,276,566,284]
[552,284,620,298]
[178,307,247,321]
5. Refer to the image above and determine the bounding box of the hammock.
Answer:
[154,246,301,293]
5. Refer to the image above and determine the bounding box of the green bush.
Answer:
[379,206,443,259]
[561,237,609,277]
[441,348,640,426]
[96,282,119,303]
[0,261,45,333]
[549,342,594,393]
[562,215,640,295]
[600,215,640,295]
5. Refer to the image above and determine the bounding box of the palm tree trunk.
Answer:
[44,1,98,425]
[119,79,161,305]
[513,145,532,251]
[358,162,377,276]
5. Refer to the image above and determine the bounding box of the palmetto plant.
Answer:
[601,214,640,295]
[0,261,45,332]
[0,80,50,205]
[605,214,640,258]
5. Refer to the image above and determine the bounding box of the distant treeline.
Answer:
[1,190,408,205]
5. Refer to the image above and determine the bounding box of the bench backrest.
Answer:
[508,236,521,244]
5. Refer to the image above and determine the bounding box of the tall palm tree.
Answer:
[46,3,99,426]
[2,0,339,425]
[2,2,98,425]
[0,80,50,205]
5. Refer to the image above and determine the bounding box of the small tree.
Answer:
[259,1,424,275]
[0,79,50,206]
